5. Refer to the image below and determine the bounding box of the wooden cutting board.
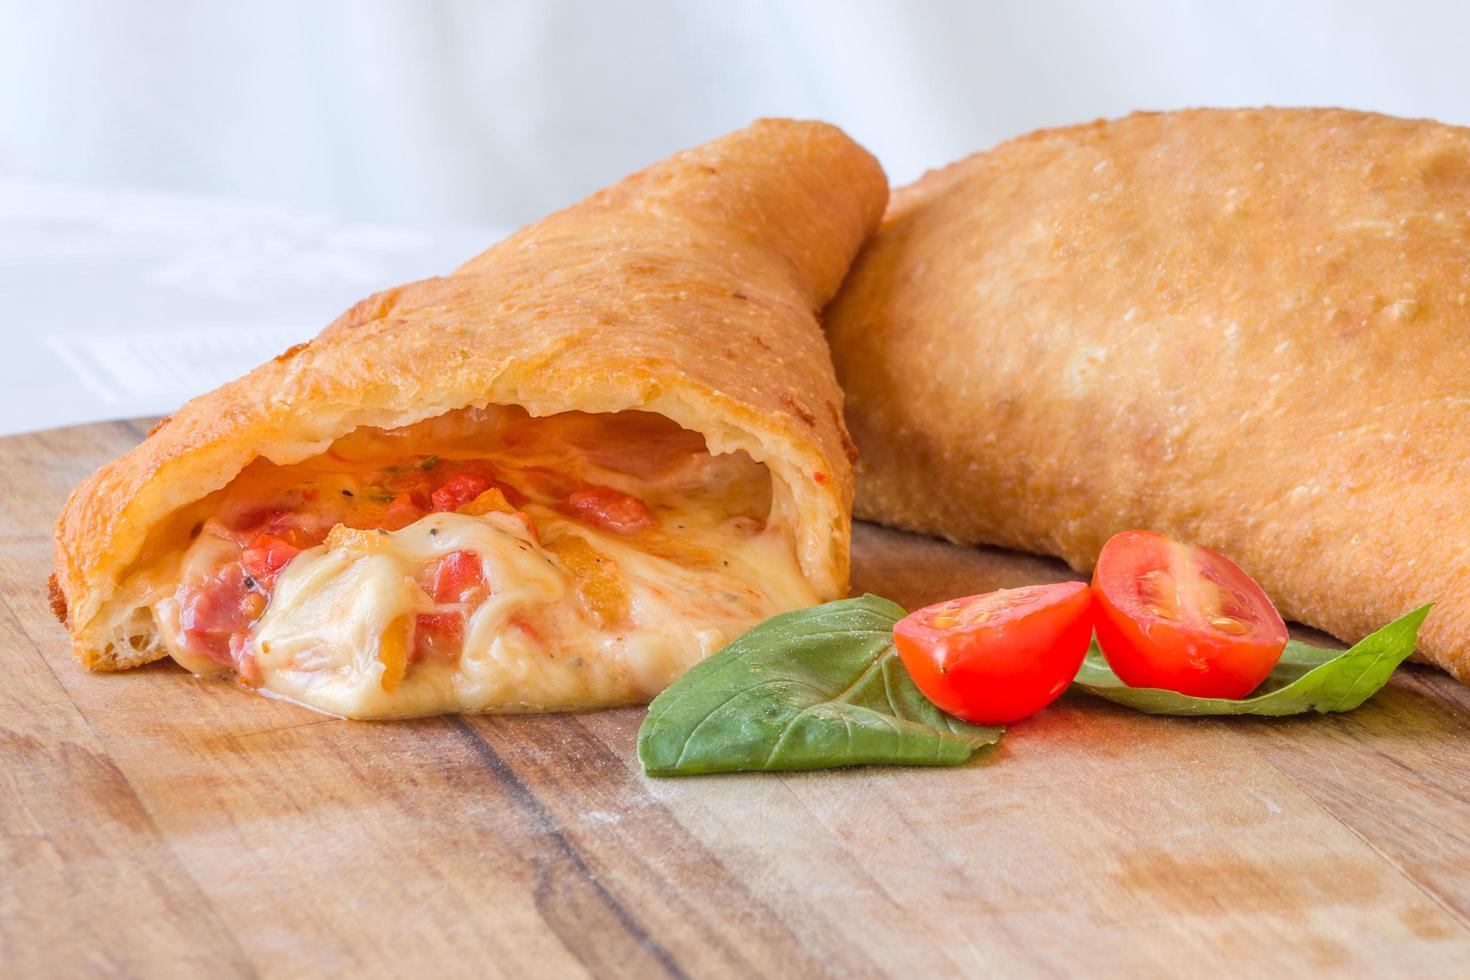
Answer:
[5,420,1469,977]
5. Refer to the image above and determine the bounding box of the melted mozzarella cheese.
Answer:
[241,508,814,719]
[141,406,819,719]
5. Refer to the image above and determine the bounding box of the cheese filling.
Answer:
[139,406,818,719]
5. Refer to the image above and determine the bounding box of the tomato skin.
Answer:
[413,552,486,661]
[457,464,526,507]
[1091,530,1288,699]
[894,581,1094,725]
[561,486,656,533]
[427,550,486,604]
[239,534,302,589]
[431,474,495,513]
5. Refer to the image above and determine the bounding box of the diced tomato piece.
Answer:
[427,550,486,604]
[560,486,656,533]
[455,462,528,506]
[381,491,428,530]
[412,611,464,662]
[240,534,302,589]
[223,501,330,547]
[431,473,495,512]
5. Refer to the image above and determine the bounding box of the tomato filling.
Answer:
[165,452,665,684]
[142,403,810,720]
[409,550,488,662]
[124,402,832,722]
[560,486,656,532]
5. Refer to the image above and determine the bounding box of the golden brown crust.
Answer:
[56,118,887,671]
[47,574,67,626]
[826,107,1470,681]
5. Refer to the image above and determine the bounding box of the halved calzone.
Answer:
[53,119,887,718]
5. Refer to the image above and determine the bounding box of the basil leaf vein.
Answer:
[1070,605,1432,716]
[637,594,1003,775]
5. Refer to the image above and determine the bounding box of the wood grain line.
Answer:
[0,598,259,978]
[0,588,68,709]
[476,712,854,977]
[1293,773,1470,936]
[1239,679,1470,933]
[1243,719,1470,932]
[445,716,690,980]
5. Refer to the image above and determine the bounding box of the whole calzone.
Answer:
[825,107,1470,682]
[54,119,887,718]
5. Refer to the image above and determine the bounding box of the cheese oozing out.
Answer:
[140,406,819,718]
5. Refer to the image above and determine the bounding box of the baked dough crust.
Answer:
[826,107,1470,681]
[56,118,887,670]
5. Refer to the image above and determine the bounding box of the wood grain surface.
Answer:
[4,420,1469,978]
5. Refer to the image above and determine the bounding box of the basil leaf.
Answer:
[638,594,1003,775]
[1071,605,1431,716]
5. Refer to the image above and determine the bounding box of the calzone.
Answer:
[826,108,1470,682]
[53,119,887,717]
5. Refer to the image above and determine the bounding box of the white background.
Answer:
[3,0,1468,433]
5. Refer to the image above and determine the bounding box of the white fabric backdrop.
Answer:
[8,0,1470,227]
[2,0,1468,433]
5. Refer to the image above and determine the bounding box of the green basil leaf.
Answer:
[1071,605,1431,716]
[638,594,1003,775]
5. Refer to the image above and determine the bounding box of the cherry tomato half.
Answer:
[1091,530,1287,699]
[893,581,1094,725]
